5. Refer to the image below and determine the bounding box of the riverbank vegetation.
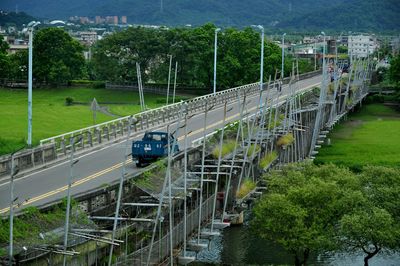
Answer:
[252,163,400,266]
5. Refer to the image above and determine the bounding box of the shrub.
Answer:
[277,133,294,147]
[247,144,261,157]
[236,179,256,199]
[65,96,74,106]
[212,140,237,158]
[259,151,278,169]
[372,94,384,103]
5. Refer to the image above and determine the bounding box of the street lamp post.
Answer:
[252,25,264,110]
[9,146,24,266]
[27,21,40,147]
[213,28,221,95]
[63,136,81,266]
[166,54,172,105]
[322,31,326,73]
[281,33,286,79]
[314,39,317,71]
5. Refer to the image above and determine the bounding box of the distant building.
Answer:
[348,35,377,58]
[121,16,127,24]
[79,17,90,24]
[113,16,118,24]
[8,43,28,54]
[327,39,336,55]
[105,16,114,24]
[95,16,104,24]
[303,36,315,44]
[391,37,400,55]
[339,36,348,47]
[75,31,98,46]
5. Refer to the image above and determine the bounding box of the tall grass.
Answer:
[259,151,278,169]
[236,179,256,199]
[212,140,237,158]
[247,144,261,157]
[277,133,294,147]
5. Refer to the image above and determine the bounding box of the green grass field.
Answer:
[315,104,400,168]
[0,87,175,155]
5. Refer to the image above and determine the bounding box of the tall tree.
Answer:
[33,28,85,84]
[252,163,400,266]
[0,35,11,79]
[389,53,400,83]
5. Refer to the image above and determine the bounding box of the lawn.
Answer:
[315,103,400,168]
[0,87,174,155]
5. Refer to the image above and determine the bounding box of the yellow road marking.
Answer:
[0,160,132,214]
[0,81,320,214]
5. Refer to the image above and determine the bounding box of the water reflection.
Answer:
[192,213,400,266]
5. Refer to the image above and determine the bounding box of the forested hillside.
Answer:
[0,0,399,31]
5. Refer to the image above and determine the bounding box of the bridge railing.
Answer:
[114,195,215,265]
[0,70,321,177]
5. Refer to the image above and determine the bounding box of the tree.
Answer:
[252,164,359,265]
[0,35,11,79]
[91,23,299,90]
[339,166,400,266]
[337,45,348,54]
[389,53,400,83]
[33,28,85,84]
[340,208,399,266]
[252,163,400,266]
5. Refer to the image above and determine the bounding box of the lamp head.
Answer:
[215,28,221,32]
[28,21,41,29]
[251,25,264,31]
[321,31,326,36]
[283,33,286,36]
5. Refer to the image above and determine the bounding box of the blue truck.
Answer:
[131,131,179,167]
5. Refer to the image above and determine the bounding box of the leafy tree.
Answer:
[252,164,358,265]
[339,166,400,266]
[337,45,348,54]
[9,50,28,80]
[389,53,400,83]
[91,24,309,91]
[0,35,11,79]
[340,208,399,266]
[252,163,400,266]
[32,28,85,84]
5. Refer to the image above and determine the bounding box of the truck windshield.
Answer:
[145,133,168,141]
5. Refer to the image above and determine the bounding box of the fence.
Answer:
[0,70,321,177]
[114,195,215,265]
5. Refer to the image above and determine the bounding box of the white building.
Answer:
[348,35,377,58]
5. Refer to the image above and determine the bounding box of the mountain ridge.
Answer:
[0,0,398,31]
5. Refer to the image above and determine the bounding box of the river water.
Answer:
[191,211,400,266]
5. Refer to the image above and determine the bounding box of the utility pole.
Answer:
[27,21,40,147]
[173,61,178,104]
[252,25,265,111]
[281,33,286,79]
[166,55,172,105]
[63,136,80,266]
[9,146,24,266]
[213,28,221,95]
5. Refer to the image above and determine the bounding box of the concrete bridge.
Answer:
[0,55,372,265]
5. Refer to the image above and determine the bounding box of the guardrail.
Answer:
[0,70,321,176]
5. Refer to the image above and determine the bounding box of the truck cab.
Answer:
[131,131,179,167]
